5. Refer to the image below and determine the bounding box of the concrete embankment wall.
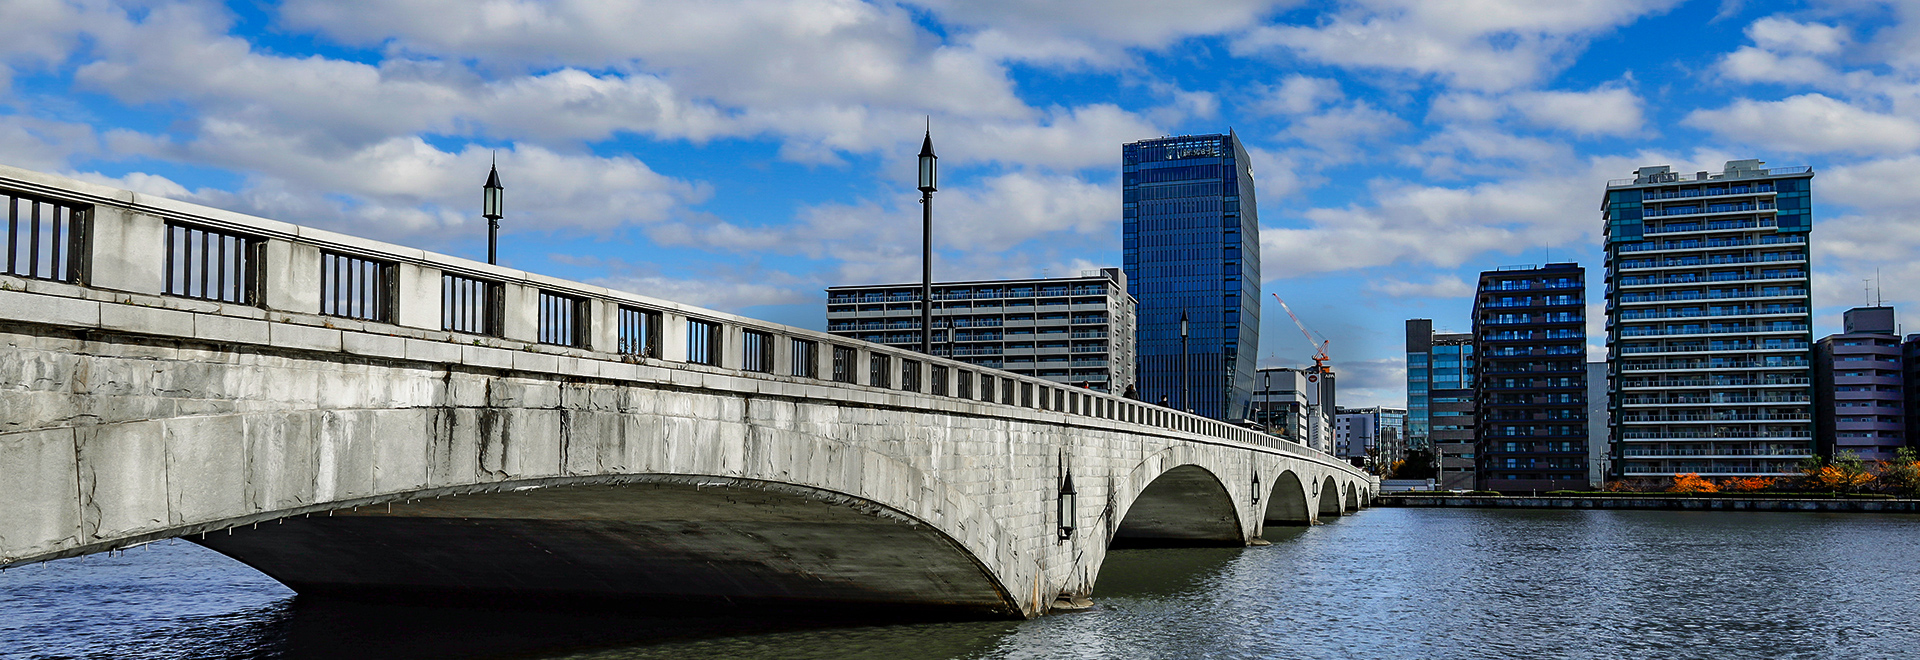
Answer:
[1377,496,1920,513]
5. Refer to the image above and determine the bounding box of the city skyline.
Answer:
[5,1,1920,408]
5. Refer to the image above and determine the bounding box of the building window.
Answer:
[4,191,89,283]
[537,291,587,347]
[791,338,818,378]
[742,328,774,373]
[617,306,661,358]
[442,273,502,336]
[687,318,722,366]
[320,251,396,323]
[166,222,260,305]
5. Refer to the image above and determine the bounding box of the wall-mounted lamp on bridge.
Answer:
[1252,471,1261,507]
[1057,469,1077,541]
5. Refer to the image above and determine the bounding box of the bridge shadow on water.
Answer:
[4,528,1321,660]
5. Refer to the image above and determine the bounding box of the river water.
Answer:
[7,508,1920,659]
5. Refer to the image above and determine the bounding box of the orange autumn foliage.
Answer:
[1667,473,1720,493]
[1721,476,1776,492]
[1805,465,1875,492]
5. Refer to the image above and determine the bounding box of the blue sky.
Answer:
[5,0,1920,407]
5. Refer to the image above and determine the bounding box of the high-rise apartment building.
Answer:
[1474,264,1587,492]
[1906,333,1920,444]
[1406,320,1474,452]
[1815,306,1904,460]
[825,269,1136,393]
[1123,132,1260,420]
[1603,160,1815,478]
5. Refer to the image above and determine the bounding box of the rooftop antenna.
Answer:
[1876,268,1884,307]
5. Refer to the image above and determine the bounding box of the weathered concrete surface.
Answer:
[0,156,1373,618]
[0,314,1367,617]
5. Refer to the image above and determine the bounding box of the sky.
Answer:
[4,0,1919,408]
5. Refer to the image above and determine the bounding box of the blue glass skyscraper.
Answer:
[1122,132,1260,420]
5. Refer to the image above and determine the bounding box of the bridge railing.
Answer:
[0,164,1363,476]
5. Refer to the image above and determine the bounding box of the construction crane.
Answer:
[1270,292,1331,381]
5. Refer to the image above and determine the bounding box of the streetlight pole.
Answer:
[1180,309,1189,414]
[482,161,504,265]
[917,127,938,356]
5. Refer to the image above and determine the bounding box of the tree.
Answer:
[1873,448,1920,496]
[1667,473,1719,493]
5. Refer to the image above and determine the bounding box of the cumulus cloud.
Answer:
[1233,0,1683,90]
[1425,85,1645,137]
[648,169,1118,284]
[1683,94,1920,155]
[1507,86,1645,136]
[1282,101,1407,153]
[1367,275,1475,298]
[1252,75,1344,116]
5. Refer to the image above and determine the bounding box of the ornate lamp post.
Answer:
[482,162,504,265]
[1180,309,1190,413]
[917,128,938,356]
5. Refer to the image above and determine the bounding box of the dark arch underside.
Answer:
[193,478,1019,618]
[1109,465,1243,548]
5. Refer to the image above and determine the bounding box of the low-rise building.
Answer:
[826,269,1136,394]
[1587,361,1609,488]
[1815,306,1905,460]
[1337,406,1407,471]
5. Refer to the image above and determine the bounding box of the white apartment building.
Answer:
[826,268,1137,394]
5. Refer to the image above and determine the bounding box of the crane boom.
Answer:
[1270,293,1331,375]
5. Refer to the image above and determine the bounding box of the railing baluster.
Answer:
[28,200,41,279]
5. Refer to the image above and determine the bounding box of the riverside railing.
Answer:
[0,164,1363,475]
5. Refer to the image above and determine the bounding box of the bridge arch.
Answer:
[1317,475,1343,518]
[1344,482,1361,512]
[1262,470,1312,526]
[4,400,1033,617]
[1106,449,1244,547]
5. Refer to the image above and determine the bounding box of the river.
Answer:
[6,508,1920,659]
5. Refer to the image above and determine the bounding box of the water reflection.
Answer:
[9,511,1920,659]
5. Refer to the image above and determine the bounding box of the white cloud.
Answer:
[1716,17,1850,85]
[1407,126,1573,175]
[595,274,813,312]
[907,0,1292,66]
[1507,86,1645,136]
[1718,46,1842,84]
[648,169,1117,284]
[1234,0,1683,90]
[1282,101,1407,152]
[278,0,1030,121]
[1257,155,1663,279]
[1252,75,1344,116]
[0,115,99,171]
[1683,93,1920,155]
[1367,275,1475,298]
[1747,17,1848,55]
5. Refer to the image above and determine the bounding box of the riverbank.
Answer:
[1376,494,1920,512]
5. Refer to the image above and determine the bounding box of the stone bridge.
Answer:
[0,164,1374,618]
